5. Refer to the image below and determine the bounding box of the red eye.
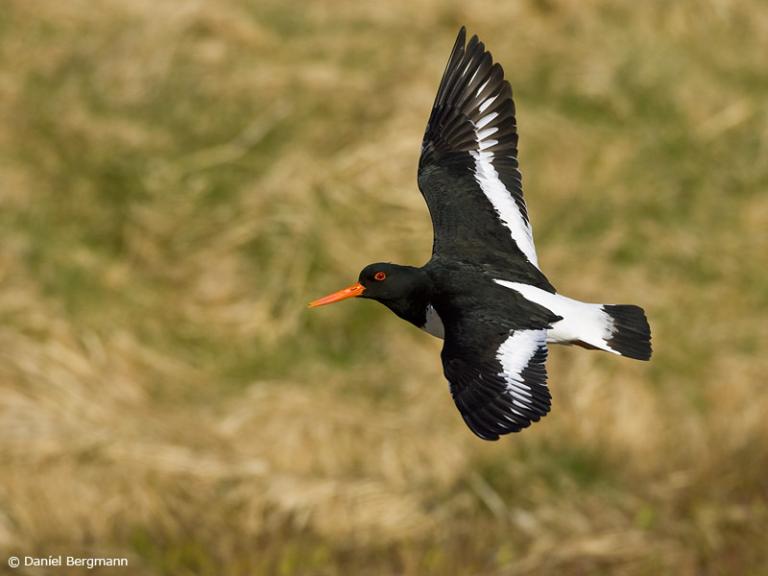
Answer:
[374,271,386,281]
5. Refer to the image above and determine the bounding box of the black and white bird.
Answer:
[309,27,651,440]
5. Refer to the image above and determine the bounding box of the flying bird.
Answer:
[309,27,651,440]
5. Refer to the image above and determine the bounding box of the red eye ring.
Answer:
[374,271,386,281]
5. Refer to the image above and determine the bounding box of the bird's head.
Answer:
[308,263,425,308]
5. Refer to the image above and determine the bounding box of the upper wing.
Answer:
[418,27,539,269]
[442,323,551,441]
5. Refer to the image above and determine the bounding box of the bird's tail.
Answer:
[493,281,652,361]
[572,303,652,361]
[600,304,652,360]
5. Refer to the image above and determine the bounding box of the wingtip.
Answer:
[455,26,467,47]
[455,26,482,48]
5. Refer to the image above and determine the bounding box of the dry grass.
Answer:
[1,0,767,574]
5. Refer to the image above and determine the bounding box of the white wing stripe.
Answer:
[495,329,547,396]
[476,126,499,140]
[507,383,532,398]
[469,104,539,267]
[470,150,539,266]
[476,112,498,129]
[478,95,497,113]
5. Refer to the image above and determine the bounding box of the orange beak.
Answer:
[308,281,365,308]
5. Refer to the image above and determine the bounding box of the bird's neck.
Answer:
[381,270,434,329]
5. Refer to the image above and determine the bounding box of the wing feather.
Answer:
[442,326,551,440]
[418,28,539,269]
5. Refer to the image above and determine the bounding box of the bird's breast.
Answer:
[421,304,445,339]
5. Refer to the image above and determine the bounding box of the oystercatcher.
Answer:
[309,27,651,440]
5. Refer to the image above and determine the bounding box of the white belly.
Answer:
[421,304,445,339]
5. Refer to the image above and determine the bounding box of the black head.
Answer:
[308,262,430,310]
[357,263,426,303]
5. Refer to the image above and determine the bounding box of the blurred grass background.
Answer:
[1,0,767,574]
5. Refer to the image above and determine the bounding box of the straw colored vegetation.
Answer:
[1,0,766,574]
